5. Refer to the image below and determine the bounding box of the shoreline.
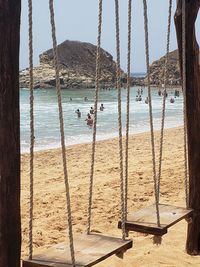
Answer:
[21,125,183,155]
[20,84,182,90]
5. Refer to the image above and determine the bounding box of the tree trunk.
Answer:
[174,0,200,255]
[0,1,21,266]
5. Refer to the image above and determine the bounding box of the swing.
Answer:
[118,0,192,238]
[22,1,132,267]
[119,203,192,236]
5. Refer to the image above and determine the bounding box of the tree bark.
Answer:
[0,1,21,266]
[175,0,200,255]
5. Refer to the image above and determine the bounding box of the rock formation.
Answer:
[146,50,181,86]
[20,40,124,89]
[21,43,195,89]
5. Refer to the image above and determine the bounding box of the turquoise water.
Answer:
[20,87,183,152]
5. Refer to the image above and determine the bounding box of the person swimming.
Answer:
[170,97,175,103]
[136,94,142,101]
[75,109,81,118]
[85,113,93,126]
[99,103,105,111]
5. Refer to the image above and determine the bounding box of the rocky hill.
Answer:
[20,40,124,89]
[147,50,181,85]
[135,48,199,86]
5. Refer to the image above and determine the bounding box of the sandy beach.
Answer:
[21,127,200,267]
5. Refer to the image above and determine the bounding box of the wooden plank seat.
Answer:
[118,204,193,236]
[22,233,133,267]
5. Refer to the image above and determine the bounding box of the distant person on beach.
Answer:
[70,97,72,101]
[75,109,81,118]
[158,89,162,96]
[85,114,93,126]
[90,107,94,115]
[145,97,149,104]
[99,103,105,111]
[84,96,88,101]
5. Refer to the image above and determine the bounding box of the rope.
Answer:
[124,0,132,221]
[49,1,75,265]
[143,0,160,227]
[28,0,34,259]
[182,0,189,208]
[157,0,172,204]
[87,0,103,235]
[115,0,126,240]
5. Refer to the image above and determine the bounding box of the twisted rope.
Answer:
[28,0,34,260]
[124,0,132,221]
[87,0,103,235]
[182,0,189,208]
[49,1,75,265]
[143,0,160,226]
[115,0,126,240]
[157,0,172,204]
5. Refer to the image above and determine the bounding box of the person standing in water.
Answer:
[90,107,94,114]
[75,109,81,118]
[85,113,93,126]
[99,103,105,111]
[175,89,180,97]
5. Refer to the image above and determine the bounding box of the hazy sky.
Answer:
[20,0,200,72]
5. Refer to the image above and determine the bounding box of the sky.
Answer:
[20,0,200,72]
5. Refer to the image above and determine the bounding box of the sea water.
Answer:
[20,86,183,153]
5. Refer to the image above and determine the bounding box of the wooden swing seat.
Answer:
[22,233,133,267]
[118,204,192,236]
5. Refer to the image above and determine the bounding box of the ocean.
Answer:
[20,86,183,153]
[131,72,146,78]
